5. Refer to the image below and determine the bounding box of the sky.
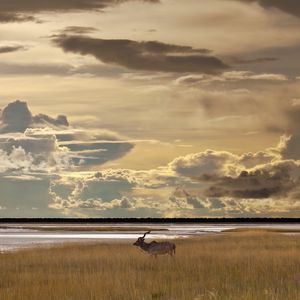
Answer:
[0,0,299,218]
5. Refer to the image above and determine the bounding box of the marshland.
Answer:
[0,228,299,300]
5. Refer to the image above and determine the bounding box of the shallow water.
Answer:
[0,223,299,252]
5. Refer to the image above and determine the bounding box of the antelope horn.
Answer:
[142,231,151,239]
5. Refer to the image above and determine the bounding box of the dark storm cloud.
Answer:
[236,0,300,18]
[0,0,158,22]
[53,35,229,74]
[205,161,299,199]
[0,45,28,54]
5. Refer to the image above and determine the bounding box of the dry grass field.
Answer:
[0,231,299,300]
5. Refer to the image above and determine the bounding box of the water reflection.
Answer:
[0,223,299,252]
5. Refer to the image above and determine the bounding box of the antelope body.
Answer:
[133,231,176,257]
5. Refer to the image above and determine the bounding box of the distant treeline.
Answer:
[0,218,299,224]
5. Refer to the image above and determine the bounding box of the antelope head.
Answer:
[133,231,150,246]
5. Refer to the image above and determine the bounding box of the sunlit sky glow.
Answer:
[0,0,300,217]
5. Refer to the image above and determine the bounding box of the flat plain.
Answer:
[0,230,299,300]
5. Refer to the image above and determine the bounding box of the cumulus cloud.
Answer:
[0,101,32,133]
[239,151,276,168]
[49,172,135,210]
[169,150,242,179]
[49,165,184,213]
[0,101,296,217]
[0,100,68,133]
[53,35,229,74]
[168,137,300,203]
[0,100,134,172]
[0,135,70,173]
[43,131,300,217]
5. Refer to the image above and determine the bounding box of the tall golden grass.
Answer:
[0,231,299,300]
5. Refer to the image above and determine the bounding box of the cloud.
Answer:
[44,132,300,217]
[169,141,282,181]
[49,171,138,211]
[53,35,229,74]
[239,151,276,168]
[0,45,28,54]
[0,101,134,171]
[175,71,288,85]
[232,57,278,64]
[168,137,300,202]
[0,135,70,173]
[236,0,300,18]
[49,165,182,212]
[0,0,158,23]
[0,0,158,13]
[170,188,206,209]
[0,101,33,133]
[58,26,99,35]
[0,62,124,77]
[33,114,69,127]
[0,13,38,23]
[285,100,300,133]
[169,150,242,179]
[0,100,68,133]
[278,135,300,160]
[61,140,134,166]
[271,101,300,160]
[248,73,288,81]
[205,160,300,199]
[0,175,63,218]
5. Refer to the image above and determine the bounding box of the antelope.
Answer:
[133,231,176,257]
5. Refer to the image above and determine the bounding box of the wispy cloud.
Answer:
[53,35,229,74]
